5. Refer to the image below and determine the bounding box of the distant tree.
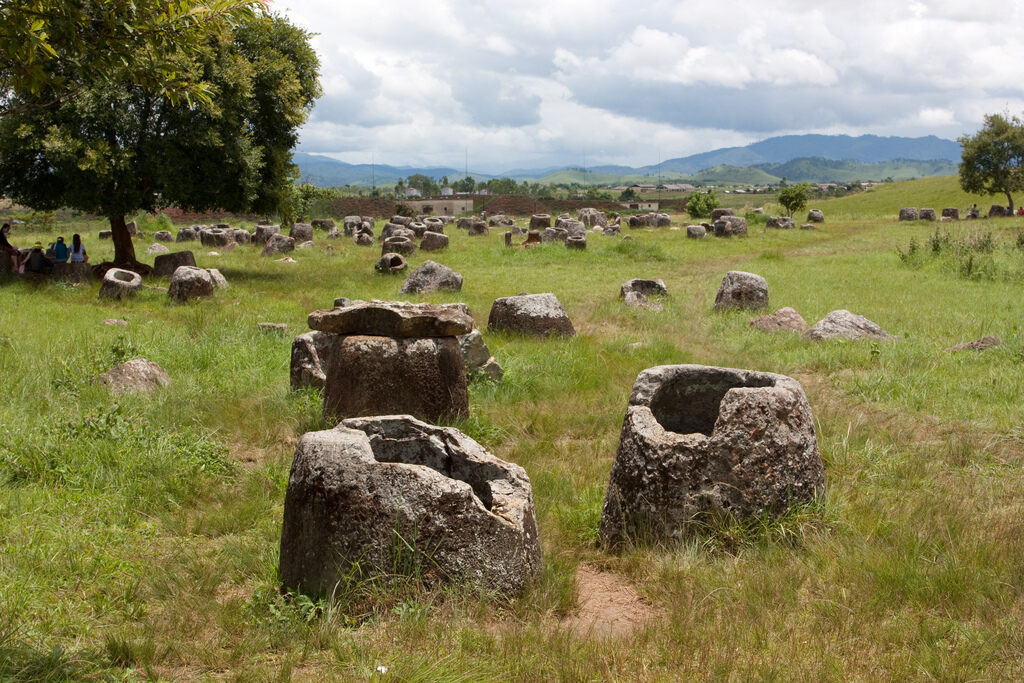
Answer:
[485,177,518,195]
[958,113,1024,214]
[406,174,439,196]
[686,190,719,218]
[283,182,334,225]
[452,176,475,193]
[777,183,811,216]
[0,11,320,271]
[618,187,637,201]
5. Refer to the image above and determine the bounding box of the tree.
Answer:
[0,11,320,271]
[958,113,1024,214]
[618,187,637,201]
[0,0,265,115]
[777,183,810,217]
[451,176,475,193]
[406,174,439,196]
[686,190,719,218]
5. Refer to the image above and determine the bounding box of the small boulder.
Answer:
[206,268,228,290]
[262,233,295,256]
[488,293,575,337]
[620,279,667,298]
[154,230,173,242]
[714,271,768,311]
[945,336,1001,353]
[686,224,706,239]
[175,226,199,242]
[898,208,919,221]
[807,209,825,223]
[200,228,232,247]
[766,216,796,229]
[355,232,374,246]
[458,329,503,381]
[308,300,473,338]
[989,205,1006,218]
[566,235,587,250]
[311,218,335,231]
[98,230,112,240]
[941,208,960,220]
[168,266,214,302]
[711,208,735,221]
[468,221,489,236]
[146,243,169,255]
[805,310,893,341]
[96,359,170,395]
[749,307,808,333]
[399,260,463,294]
[382,236,416,255]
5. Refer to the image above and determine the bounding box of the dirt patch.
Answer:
[561,565,662,638]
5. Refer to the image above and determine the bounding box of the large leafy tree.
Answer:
[959,113,1024,214]
[0,11,320,271]
[0,0,265,114]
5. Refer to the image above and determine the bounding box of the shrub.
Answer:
[686,190,719,219]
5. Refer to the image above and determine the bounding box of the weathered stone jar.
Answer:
[279,415,542,597]
[599,364,825,547]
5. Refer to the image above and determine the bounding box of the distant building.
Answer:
[404,198,474,215]
[630,184,657,193]
[441,186,454,196]
[623,201,659,211]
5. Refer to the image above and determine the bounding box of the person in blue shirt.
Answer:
[49,236,69,263]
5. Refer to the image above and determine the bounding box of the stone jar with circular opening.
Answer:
[279,415,542,597]
[599,364,824,547]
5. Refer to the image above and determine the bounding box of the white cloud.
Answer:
[273,0,1024,169]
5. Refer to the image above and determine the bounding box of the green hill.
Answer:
[687,165,780,185]
[815,176,1001,220]
[757,157,957,183]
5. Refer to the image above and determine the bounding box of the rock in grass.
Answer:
[168,266,214,302]
[153,251,196,278]
[262,233,295,256]
[488,293,575,337]
[714,271,768,311]
[279,415,542,597]
[146,243,169,255]
[400,260,463,294]
[458,329,503,381]
[308,300,474,338]
[945,336,1001,352]
[804,310,892,341]
[749,307,808,333]
[97,359,170,394]
[899,208,918,221]
[599,364,824,547]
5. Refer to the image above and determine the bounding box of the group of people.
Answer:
[1,223,87,274]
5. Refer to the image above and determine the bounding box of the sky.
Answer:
[273,0,1024,173]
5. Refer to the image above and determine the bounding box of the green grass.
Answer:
[2,186,1024,679]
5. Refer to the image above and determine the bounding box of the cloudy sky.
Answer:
[274,0,1024,173]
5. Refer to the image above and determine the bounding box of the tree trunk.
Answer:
[1004,190,1014,215]
[97,214,151,277]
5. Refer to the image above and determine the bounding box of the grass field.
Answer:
[2,176,1024,680]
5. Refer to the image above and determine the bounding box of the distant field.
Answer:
[2,187,1024,679]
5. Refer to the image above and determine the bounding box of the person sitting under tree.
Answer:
[0,222,25,272]
[48,235,69,263]
[23,241,54,275]
[68,234,88,264]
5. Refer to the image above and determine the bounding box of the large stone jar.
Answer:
[599,364,825,547]
[279,415,542,597]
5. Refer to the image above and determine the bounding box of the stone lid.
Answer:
[308,300,474,337]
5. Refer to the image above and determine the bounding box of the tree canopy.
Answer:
[777,183,810,217]
[958,113,1024,214]
[0,0,265,115]
[0,10,320,270]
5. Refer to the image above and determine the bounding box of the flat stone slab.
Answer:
[308,300,474,338]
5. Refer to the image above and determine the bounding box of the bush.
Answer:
[686,190,719,219]
[777,183,810,216]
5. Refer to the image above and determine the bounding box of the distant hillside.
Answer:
[754,157,958,183]
[294,134,964,187]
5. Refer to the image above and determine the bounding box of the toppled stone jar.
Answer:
[279,415,542,597]
[599,364,825,547]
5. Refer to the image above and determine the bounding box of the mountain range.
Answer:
[295,134,962,187]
